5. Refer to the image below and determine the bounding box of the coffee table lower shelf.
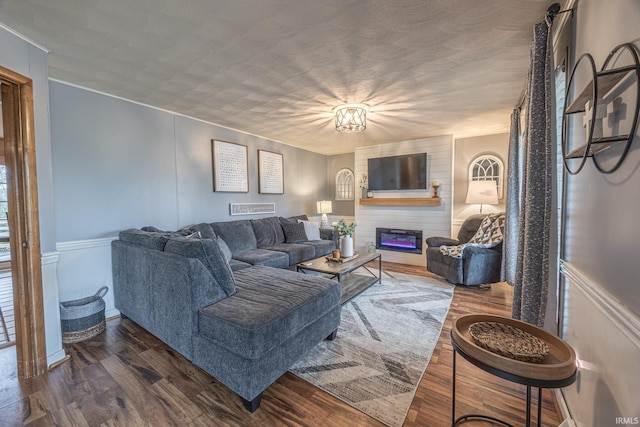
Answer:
[296,252,381,304]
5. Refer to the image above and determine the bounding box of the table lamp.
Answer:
[465,181,498,214]
[316,200,332,229]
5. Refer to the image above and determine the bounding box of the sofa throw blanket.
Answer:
[440,212,505,258]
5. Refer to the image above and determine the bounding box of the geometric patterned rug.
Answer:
[289,270,454,426]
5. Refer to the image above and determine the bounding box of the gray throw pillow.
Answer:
[217,238,233,261]
[298,220,321,240]
[282,222,308,243]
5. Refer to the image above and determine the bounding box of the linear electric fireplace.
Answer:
[376,228,423,254]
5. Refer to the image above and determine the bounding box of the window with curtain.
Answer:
[469,155,504,199]
[335,168,354,200]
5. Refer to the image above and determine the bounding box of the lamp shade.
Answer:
[465,180,499,205]
[316,200,333,214]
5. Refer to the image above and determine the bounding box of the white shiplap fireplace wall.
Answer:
[355,136,453,266]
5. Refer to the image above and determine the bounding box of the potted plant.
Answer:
[336,219,357,257]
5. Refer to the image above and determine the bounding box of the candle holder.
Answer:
[432,182,440,198]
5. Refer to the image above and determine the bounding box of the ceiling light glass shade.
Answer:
[335,104,367,132]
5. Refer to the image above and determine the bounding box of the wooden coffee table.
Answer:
[296,251,381,304]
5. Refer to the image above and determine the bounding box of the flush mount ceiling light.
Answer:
[334,104,368,133]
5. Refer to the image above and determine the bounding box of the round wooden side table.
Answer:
[450,314,577,427]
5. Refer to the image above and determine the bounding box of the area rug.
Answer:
[289,270,454,427]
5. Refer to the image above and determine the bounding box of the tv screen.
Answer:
[368,153,427,190]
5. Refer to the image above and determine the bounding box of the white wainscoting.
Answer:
[56,237,119,319]
[355,136,453,266]
[41,252,67,367]
[560,261,640,427]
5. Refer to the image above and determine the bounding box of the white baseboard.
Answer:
[554,389,574,426]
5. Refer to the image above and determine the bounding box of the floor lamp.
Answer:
[465,181,498,214]
[316,200,332,229]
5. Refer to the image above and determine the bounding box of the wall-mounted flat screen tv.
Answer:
[367,153,427,190]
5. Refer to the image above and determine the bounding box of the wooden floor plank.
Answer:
[0,261,562,426]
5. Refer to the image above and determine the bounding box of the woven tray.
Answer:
[468,322,550,363]
[325,253,359,263]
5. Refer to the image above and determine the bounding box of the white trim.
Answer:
[560,260,640,348]
[46,348,67,368]
[0,21,50,53]
[41,251,59,265]
[554,389,574,425]
[56,237,116,252]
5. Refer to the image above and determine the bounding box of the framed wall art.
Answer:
[212,139,248,192]
[229,203,276,216]
[258,149,284,194]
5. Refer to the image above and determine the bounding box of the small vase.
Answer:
[361,187,368,199]
[341,235,354,257]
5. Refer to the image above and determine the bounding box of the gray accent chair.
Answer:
[425,214,503,286]
[112,220,342,412]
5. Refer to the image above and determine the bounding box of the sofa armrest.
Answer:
[426,236,460,247]
[112,240,228,359]
[462,245,503,285]
[320,228,339,248]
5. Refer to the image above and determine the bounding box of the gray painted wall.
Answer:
[562,1,640,316]
[327,152,355,217]
[50,81,328,242]
[560,1,640,425]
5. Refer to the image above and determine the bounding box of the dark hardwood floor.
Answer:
[0,262,561,426]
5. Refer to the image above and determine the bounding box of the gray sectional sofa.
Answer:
[111,216,342,411]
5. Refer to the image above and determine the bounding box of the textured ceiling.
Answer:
[0,1,551,155]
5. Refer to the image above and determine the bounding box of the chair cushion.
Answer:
[263,243,315,265]
[212,220,258,253]
[441,213,505,258]
[198,266,341,359]
[229,259,252,271]
[232,249,290,269]
[300,240,335,257]
[251,217,286,247]
[457,214,487,243]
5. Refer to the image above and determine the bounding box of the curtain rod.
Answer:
[515,3,574,112]
[546,3,574,24]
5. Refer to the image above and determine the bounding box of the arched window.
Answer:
[469,155,504,199]
[335,168,354,200]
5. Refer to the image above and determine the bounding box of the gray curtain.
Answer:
[502,109,521,285]
[511,19,556,327]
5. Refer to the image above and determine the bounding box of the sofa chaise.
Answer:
[111,216,342,411]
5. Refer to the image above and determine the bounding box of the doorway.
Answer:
[0,147,14,348]
[0,65,47,378]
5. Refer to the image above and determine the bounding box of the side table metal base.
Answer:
[452,350,543,427]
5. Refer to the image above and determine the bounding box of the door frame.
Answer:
[1,65,47,377]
